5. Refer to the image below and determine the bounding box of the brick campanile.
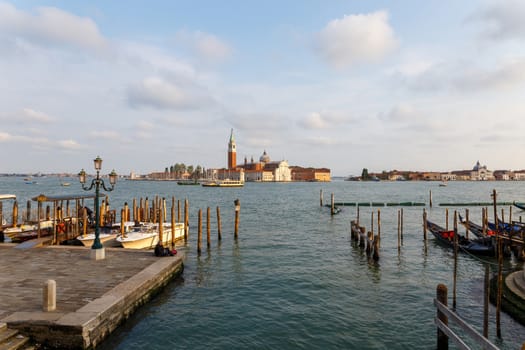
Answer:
[228,128,236,169]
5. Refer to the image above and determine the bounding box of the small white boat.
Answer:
[3,220,54,239]
[116,222,186,249]
[76,233,119,247]
[202,179,244,187]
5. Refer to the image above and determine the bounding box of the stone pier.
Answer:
[0,245,183,349]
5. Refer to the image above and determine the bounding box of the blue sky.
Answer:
[1,0,525,176]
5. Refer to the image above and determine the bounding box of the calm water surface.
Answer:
[1,177,524,349]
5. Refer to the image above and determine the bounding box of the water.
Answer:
[1,177,524,349]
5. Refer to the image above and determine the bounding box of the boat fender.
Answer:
[57,222,66,234]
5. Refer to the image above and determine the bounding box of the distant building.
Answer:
[512,170,525,180]
[239,150,292,182]
[440,172,457,181]
[470,161,494,181]
[291,167,331,182]
[228,128,237,170]
[493,170,511,181]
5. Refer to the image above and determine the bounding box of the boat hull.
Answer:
[116,223,186,249]
[426,219,495,256]
[77,233,119,247]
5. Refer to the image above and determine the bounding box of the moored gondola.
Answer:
[458,214,495,238]
[513,201,525,211]
[426,219,495,256]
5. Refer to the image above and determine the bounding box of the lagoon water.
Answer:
[1,177,524,349]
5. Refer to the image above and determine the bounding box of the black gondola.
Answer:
[426,219,495,256]
[458,214,496,238]
[513,201,525,211]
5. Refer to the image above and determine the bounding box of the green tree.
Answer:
[361,168,369,180]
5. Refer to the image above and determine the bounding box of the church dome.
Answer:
[259,150,270,163]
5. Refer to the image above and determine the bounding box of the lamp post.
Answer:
[78,156,117,260]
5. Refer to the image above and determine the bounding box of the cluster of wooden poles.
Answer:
[349,205,408,261]
[1,195,242,251]
[194,199,241,254]
[345,190,520,343]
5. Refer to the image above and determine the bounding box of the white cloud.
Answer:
[0,130,50,145]
[454,58,525,90]
[396,57,525,92]
[89,130,120,140]
[302,136,347,146]
[136,120,155,130]
[469,0,525,41]
[379,104,418,122]
[0,2,108,52]
[0,131,12,141]
[127,77,213,110]
[175,30,232,63]
[57,139,84,150]
[300,112,327,129]
[21,108,55,123]
[298,111,353,129]
[315,10,398,68]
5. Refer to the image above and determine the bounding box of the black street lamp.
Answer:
[78,156,117,253]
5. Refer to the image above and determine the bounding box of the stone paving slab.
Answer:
[0,244,184,348]
[0,246,162,319]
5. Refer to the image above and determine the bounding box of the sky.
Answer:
[1,0,525,176]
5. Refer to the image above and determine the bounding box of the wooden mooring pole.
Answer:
[197,209,202,254]
[320,189,323,207]
[331,193,335,216]
[371,212,374,236]
[184,199,189,241]
[400,208,404,241]
[377,209,381,248]
[207,207,211,248]
[453,210,458,310]
[483,264,490,338]
[397,210,401,251]
[217,206,222,241]
[170,203,175,248]
[492,189,502,338]
[436,284,448,350]
[430,190,433,208]
[465,209,469,240]
[234,199,240,239]
[26,200,31,222]
[423,209,427,241]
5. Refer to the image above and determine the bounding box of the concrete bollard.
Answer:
[43,280,56,312]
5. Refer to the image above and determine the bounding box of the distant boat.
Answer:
[23,177,37,184]
[60,182,71,186]
[439,181,447,187]
[202,179,244,187]
[177,179,200,185]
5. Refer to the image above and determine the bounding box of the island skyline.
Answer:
[1,1,525,176]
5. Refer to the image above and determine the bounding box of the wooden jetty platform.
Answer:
[0,244,183,349]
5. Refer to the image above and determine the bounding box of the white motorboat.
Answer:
[202,179,244,187]
[3,220,54,239]
[116,222,185,249]
[76,233,120,247]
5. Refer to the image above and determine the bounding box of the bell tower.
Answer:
[228,128,237,169]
